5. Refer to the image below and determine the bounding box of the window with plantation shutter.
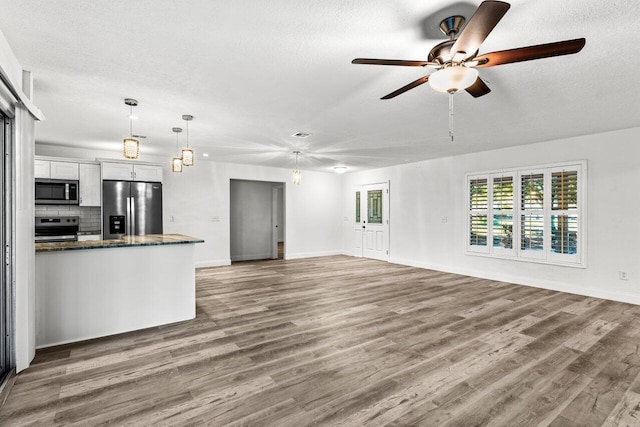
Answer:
[466,161,585,267]
[520,171,545,259]
[492,175,514,254]
[469,178,489,252]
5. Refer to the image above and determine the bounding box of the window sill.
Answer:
[465,250,586,269]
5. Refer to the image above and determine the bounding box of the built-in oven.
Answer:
[35,216,79,243]
[35,179,79,205]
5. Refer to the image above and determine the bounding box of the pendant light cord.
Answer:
[185,119,189,149]
[129,105,133,138]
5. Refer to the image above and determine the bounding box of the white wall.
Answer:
[230,180,277,261]
[35,144,345,266]
[162,160,344,266]
[342,127,640,305]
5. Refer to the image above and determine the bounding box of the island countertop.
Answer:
[35,234,204,252]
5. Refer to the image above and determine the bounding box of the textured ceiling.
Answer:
[0,0,638,172]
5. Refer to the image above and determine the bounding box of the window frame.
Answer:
[465,160,586,268]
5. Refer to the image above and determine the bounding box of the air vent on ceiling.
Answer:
[292,132,311,138]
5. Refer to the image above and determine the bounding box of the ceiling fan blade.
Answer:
[465,77,491,97]
[474,38,586,68]
[381,76,429,99]
[352,58,437,67]
[451,1,511,59]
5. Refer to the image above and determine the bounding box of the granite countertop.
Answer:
[36,234,204,252]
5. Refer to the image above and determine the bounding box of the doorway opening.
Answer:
[230,179,285,262]
[354,182,390,261]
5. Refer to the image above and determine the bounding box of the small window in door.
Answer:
[368,190,383,224]
[355,191,361,223]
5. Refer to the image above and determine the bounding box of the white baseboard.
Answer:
[388,256,640,306]
[286,250,348,260]
[195,259,231,268]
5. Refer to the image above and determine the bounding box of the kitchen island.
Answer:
[35,234,204,348]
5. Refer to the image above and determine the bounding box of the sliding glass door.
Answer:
[0,111,11,382]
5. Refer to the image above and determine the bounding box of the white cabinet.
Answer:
[102,162,163,183]
[51,161,79,180]
[133,164,163,182]
[79,163,101,206]
[34,160,50,178]
[101,162,133,180]
[35,160,79,180]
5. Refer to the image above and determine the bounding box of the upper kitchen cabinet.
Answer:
[134,164,163,182]
[102,162,163,183]
[34,159,50,178]
[79,163,101,206]
[34,160,79,180]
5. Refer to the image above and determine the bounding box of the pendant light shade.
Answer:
[171,127,183,173]
[292,151,301,185]
[181,148,194,166]
[172,156,183,173]
[181,114,195,166]
[123,98,140,159]
[123,138,139,159]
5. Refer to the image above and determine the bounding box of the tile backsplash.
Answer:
[35,205,101,233]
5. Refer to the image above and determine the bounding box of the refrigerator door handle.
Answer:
[131,197,136,236]
[126,197,131,236]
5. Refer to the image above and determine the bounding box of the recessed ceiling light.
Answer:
[202,153,209,157]
[334,166,347,174]
[292,131,311,138]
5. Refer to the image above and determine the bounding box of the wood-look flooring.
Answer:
[3,255,640,426]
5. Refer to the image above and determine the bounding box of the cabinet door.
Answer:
[102,162,134,180]
[79,163,101,206]
[50,161,79,180]
[34,160,50,178]
[133,165,163,183]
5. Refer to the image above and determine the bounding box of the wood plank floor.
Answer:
[3,255,640,426]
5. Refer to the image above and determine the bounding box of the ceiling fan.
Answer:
[352,1,586,99]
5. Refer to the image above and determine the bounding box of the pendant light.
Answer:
[171,127,183,173]
[181,114,194,166]
[123,98,139,159]
[292,151,302,185]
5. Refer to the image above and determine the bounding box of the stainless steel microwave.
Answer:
[35,179,79,205]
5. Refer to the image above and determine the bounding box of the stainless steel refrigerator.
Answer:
[102,180,163,239]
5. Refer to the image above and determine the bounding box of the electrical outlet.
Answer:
[619,271,629,281]
[344,216,349,221]
[170,216,176,222]
[441,216,448,223]
[211,216,220,222]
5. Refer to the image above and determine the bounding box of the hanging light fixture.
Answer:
[181,114,195,166]
[171,127,183,173]
[123,98,139,159]
[292,151,302,185]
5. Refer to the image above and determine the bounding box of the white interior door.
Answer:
[354,186,363,257]
[362,182,389,261]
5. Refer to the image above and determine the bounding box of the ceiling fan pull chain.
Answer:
[449,92,454,142]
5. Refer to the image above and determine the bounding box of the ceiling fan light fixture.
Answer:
[429,66,479,94]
